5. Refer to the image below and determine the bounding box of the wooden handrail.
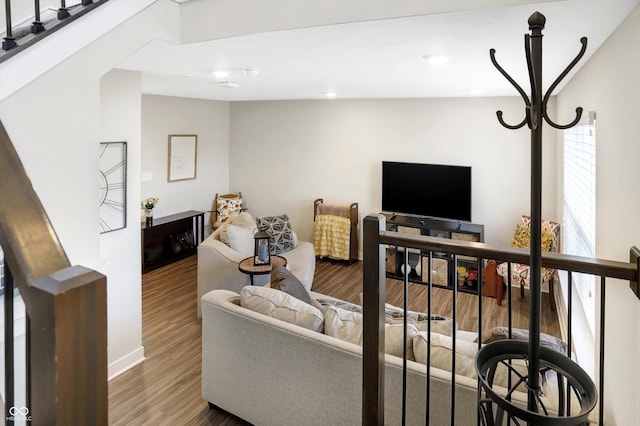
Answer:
[0,120,69,293]
[379,230,637,282]
[0,118,107,424]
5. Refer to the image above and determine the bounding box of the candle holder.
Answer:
[253,230,271,266]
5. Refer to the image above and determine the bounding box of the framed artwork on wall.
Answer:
[168,134,197,182]
[99,141,127,234]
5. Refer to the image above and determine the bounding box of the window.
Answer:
[563,122,596,335]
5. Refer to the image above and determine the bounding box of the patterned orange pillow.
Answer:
[216,194,243,223]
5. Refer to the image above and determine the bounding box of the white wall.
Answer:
[557,5,640,425]
[0,0,179,377]
[100,69,145,378]
[141,95,230,221]
[229,97,559,251]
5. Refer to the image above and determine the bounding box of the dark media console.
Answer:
[383,213,484,295]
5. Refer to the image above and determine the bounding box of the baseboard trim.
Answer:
[108,346,145,381]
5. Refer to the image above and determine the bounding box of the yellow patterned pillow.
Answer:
[510,224,552,252]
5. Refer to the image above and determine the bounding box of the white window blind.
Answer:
[563,123,596,335]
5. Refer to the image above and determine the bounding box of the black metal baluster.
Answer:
[402,249,408,426]
[26,314,31,416]
[32,0,45,34]
[425,252,432,425]
[598,276,606,425]
[506,262,512,426]
[450,255,458,426]
[477,258,484,426]
[477,259,483,344]
[507,262,512,337]
[566,272,573,415]
[58,0,71,20]
[3,0,17,50]
[5,264,14,422]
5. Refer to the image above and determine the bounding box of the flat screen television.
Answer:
[382,161,472,222]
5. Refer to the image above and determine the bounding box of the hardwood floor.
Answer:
[312,259,561,337]
[108,255,560,425]
[108,256,248,426]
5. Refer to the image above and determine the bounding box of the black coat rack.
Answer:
[475,12,597,425]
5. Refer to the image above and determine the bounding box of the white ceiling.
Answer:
[117,0,639,101]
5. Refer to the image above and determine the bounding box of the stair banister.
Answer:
[0,118,108,424]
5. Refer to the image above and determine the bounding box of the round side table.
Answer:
[238,255,287,285]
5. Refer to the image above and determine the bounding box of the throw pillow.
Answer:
[383,303,455,336]
[312,298,362,314]
[270,265,312,304]
[324,307,363,346]
[323,307,418,361]
[413,332,537,392]
[227,224,255,255]
[255,214,296,254]
[219,211,256,246]
[240,286,323,332]
[510,224,553,252]
[385,323,418,361]
[216,194,243,224]
[413,332,478,379]
[357,294,454,336]
[475,326,568,355]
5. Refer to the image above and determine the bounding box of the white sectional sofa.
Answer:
[201,288,539,426]
[197,212,315,317]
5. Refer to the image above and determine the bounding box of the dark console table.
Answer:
[141,210,205,274]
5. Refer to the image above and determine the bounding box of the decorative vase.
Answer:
[400,263,412,276]
[414,260,421,277]
[145,209,153,227]
[457,277,466,287]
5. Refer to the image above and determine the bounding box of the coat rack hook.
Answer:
[496,111,527,130]
[543,37,588,128]
[490,49,530,128]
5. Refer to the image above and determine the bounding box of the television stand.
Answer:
[383,213,484,295]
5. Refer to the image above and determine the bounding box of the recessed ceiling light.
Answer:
[214,81,239,88]
[244,68,261,77]
[325,92,337,98]
[469,88,483,96]
[212,70,230,79]
[423,55,451,65]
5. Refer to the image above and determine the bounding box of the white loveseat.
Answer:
[201,288,541,426]
[197,212,315,317]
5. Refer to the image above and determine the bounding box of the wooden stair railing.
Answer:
[0,119,107,424]
[362,213,639,425]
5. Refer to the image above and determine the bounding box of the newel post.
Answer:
[630,246,640,299]
[362,214,386,425]
[29,265,107,425]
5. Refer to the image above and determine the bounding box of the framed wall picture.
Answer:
[99,141,127,233]
[168,134,197,182]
